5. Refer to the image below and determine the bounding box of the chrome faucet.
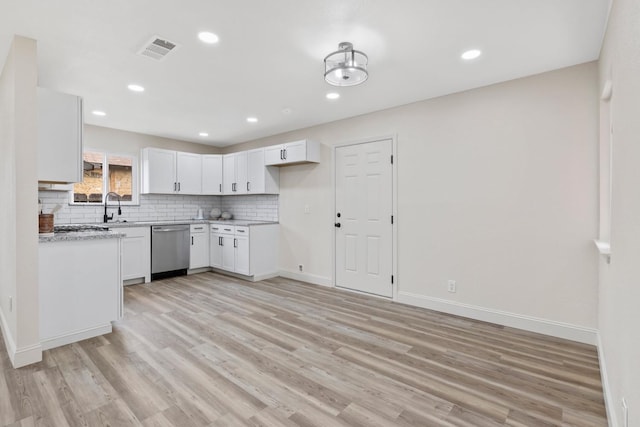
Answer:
[104,192,122,223]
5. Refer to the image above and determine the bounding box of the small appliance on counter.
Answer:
[194,207,204,220]
[210,208,222,219]
[221,211,232,220]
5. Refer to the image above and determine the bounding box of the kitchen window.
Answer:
[70,150,139,205]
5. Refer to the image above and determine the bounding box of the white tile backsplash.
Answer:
[38,191,279,224]
[221,195,279,222]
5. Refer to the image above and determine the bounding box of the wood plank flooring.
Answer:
[1,273,607,426]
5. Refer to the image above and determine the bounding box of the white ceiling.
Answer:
[1,0,610,147]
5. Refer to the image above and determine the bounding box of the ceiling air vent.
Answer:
[138,36,179,60]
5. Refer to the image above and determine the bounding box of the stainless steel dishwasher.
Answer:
[151,224,190,280]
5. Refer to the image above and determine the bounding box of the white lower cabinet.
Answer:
[190,224,209,269]
[234,229,250,275]
[120,227,151,283]
[39,238,122,350]
[209,223,278,280]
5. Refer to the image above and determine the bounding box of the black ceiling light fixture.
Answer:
[324,42,368,87]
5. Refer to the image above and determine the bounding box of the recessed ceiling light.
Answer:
[198,32,219,44]
[92,110,106,116]
[127,84,145,92]
[461,49,482,60]
[199,132,209,137]
[326,92,340,100]
[246,117,258,123]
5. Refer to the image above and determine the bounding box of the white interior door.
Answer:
[335,139,393,297]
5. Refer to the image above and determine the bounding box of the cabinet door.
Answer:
[264,145,284,165]
[122,235,149,281]
[247,148,265,193]
[37,88,83,183]
[222,154,236,194]
[176,152,202,194]
[221,235,235,271]
[235,151,248,194]
[202,155,223,195]
[190,228,209,269]
[210,232,223,268]
[234,235,250,276]
[143,148,176,194]
[283,140,307,163]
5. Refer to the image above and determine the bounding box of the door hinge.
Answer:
[391,275,394,284]
[391,215,394,224]
[391,154,393,164]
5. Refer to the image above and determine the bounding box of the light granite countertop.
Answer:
[106,219,278,227]
[39,230,125,243]
[39,219,278,243]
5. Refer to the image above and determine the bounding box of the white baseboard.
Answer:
[278,270,333,287]
[0,307,43,368]
[187,267,212,276]
[13,343,43,367]
[40,324,112,351]
[253,272,280,282]
[597,332,616,427]
[0,307,17,364]
[397,291,598,345]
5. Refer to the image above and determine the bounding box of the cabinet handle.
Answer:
[247,182,250,192]
[219,236,222,246]
[173,182,177,191]
[191,236,194,245]
[237,229,245,233]
[283,148,287,160]
[234,238,237,248]
[219,183,222,193]
[280,149,283,160]
[178,182,181,191]
[194,227,203,230]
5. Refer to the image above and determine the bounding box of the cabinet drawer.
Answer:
[211,224,235,234]
[190,224,207,233]
[235,226,249,236]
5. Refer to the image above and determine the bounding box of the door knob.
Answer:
[334,223,341,228]
[336,212,341,218]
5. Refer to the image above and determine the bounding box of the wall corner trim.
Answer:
[396,291,598,345]
[278,270,332,287]
[0,308,43,368]
[597,332,616,427]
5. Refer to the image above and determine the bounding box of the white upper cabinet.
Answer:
[223,151,248,195]
[37,88,83,183]
[264,139,320,166]
[141,148,202,194]
[247,148,279,194]
[176,152,202,194]
[202,154,223,195]
[141,148,177,194]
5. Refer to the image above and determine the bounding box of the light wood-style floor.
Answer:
[1,273,607,426]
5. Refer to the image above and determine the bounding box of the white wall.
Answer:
[597,0,640,424]
[228,62,600,342]
[0,36,41,367]
[84,125,221,156]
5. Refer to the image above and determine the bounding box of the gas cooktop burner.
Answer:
[54,225,110,233]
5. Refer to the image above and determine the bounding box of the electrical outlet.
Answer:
[447,280,456,293]
[298,264,303,272]
[622,398,628,427]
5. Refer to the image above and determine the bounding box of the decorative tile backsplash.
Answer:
[38,191,279,224]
